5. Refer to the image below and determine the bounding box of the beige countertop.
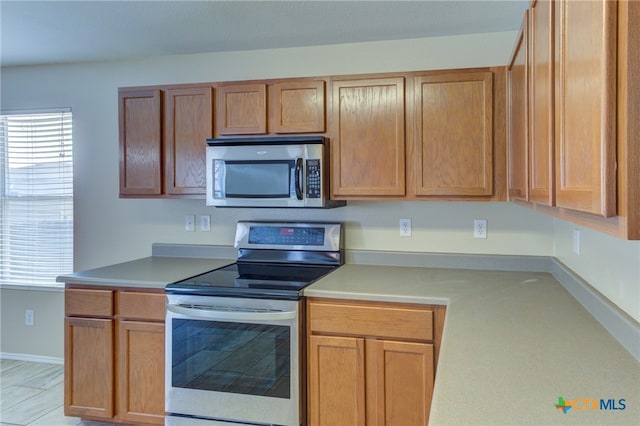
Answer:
[56,256,234,289]
[304,264,640,425]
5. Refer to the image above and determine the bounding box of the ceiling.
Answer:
[1,0,528,68]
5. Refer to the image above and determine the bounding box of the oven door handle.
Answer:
[166,303,297,321]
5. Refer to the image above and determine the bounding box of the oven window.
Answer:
[171,319,291,398]
[224,160,294,198]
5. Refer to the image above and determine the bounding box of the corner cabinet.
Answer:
[118,84,213,198]
[507,0,639,239]
[329,77,406,197]
[64,287,165,425]
[307,298,445,426]
[554,0,617,217]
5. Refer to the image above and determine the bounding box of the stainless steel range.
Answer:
[165,221,343,426]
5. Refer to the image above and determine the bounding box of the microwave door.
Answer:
[208,159,305,207]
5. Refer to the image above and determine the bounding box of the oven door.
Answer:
[165,295,302,426]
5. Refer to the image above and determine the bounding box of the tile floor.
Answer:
[0,359,121,426]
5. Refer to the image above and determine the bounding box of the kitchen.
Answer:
[1,1,639,425]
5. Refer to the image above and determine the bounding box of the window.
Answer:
[0,109,73,288]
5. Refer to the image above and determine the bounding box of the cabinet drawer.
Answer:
[118,291,166,321]
[65,288,114,317]
[308,299,433,341]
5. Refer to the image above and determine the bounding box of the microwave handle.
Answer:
[295,158,304,200]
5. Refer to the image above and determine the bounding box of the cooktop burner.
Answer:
[165,221,344,300]
[165,261,338,299]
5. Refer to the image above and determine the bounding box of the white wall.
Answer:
[553,219,640,324]
[0,31,637,360]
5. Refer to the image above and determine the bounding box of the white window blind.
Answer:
[0,109,73,287]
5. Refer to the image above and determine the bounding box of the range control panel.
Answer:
[234,221,343,251]
[248,225,325,246]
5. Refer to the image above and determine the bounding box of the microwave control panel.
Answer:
[306,159,321,198]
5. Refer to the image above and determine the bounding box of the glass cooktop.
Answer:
[165,262,338,300]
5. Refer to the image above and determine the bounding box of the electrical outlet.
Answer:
[474,219,487,239]
[200,215,211,232]
[399,218,412,237]
[573,229,581,255]
[25,309,34,326]
[185,215,195,232]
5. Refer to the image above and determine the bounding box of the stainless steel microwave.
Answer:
[205,136,345,208]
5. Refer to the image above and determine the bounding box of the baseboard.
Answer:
[0,352,64,365]
[550,258,640,362]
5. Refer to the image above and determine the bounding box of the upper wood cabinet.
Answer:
[330,77,406,197]
[529,0,555,205]
[414,71,493,197]
[164,86,212,196]
[119,84,213,198]
[506,0,639,239]
[271,80,326,133]
[507,12,529,202]
[216,80,326,135]
[119,88,162,196]
[554,0,617,217]
[216,83,267,135]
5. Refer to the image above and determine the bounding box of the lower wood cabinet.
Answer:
[64,287,165,425]
[307,298,445,426]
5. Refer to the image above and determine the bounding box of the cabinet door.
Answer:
[217,83,267,135]
[271,81,325,133]
[164,86,213,195]
[118,320,165,425]
[369,340,434,426]
[554,0,617,217]
[529,0,555,205]
[415,71,493,196]
[119,88,162,196]
[64,317,114,419]
[507,13,529,201]
[330,77,405,197]
[308,335,366,426]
